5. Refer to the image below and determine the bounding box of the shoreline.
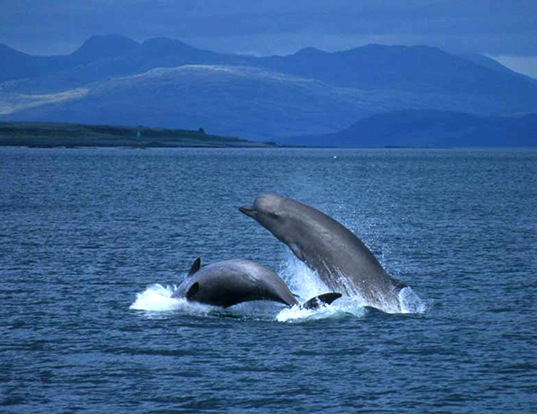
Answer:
[0,121,275,149]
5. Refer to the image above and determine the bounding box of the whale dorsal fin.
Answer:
[188,257,201,276]
[301,292,342,310]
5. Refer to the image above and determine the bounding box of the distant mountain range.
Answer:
[1,34,537,145]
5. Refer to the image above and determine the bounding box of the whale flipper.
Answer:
[186,282,199,299]
[301,292,342,310]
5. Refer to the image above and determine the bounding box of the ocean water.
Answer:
[1,147,536,413]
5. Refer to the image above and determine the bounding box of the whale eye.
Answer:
[269,212,280,219]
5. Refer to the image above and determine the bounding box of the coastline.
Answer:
[0,121,275,148]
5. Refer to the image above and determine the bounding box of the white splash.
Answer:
[276,304,337,322]
[278,255,330,302]
[399,286,431,314]
[277,297,367,323]
[275,256,367,322]
[129,283,215,315]
[275,253,429,321]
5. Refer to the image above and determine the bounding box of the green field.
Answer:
[0,122,274,148]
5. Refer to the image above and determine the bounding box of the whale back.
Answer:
[173,259,298,308]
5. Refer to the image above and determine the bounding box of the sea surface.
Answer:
[1,147,536,413]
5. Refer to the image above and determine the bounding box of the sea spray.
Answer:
[130,283,215,315]
[277,253,330,302]
[277,297,367,323]
[275,255,367,322]
[399,286,431,314]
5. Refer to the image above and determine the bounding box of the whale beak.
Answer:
[239,205,257,218]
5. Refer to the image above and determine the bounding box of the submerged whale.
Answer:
[172,257,341,309]
[240,194,407,313]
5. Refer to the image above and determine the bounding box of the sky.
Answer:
[1,0,537,77]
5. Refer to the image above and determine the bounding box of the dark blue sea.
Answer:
[1,147,536,413]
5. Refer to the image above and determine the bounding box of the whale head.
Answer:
[239,194,290,242]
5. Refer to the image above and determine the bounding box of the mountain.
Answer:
[259,45,537,113]
[1,35,537,140]
[68,34,139,63]
[0,35,233,93]
[263,45,514,90]
[0,44,63,82]
[0,36,137,83]
[281,110,537,147]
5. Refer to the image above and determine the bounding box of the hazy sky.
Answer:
[2,0,536,77]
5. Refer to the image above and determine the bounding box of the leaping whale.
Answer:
[240,194,407,313]
[172,257,341,310]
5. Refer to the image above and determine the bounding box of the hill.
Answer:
[0,65,379,139]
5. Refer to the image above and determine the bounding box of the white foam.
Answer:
[399,286,431,314]
[276,304,337,322]
[276,297,367,323]
[129,283,215,315]
[275,256,367,322]
[278,255,331,302]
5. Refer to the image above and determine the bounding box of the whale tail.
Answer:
[300,292,342,310]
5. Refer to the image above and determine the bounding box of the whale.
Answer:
[239,194,407,313]
[172,257,341,309]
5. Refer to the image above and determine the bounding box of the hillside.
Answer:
[280,111,537,147]
[0,65,380,139]
[0,122,272,148]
